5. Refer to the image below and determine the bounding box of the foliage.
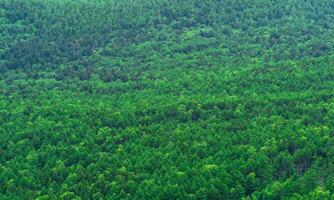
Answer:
[1,0,334,199]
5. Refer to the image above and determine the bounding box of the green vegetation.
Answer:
[1,0,334,199]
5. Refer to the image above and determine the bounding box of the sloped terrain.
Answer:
[1,0,334,199]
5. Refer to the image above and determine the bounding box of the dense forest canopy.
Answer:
[1,0,334,199]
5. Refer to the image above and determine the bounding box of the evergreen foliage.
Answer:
[1,0,334,199]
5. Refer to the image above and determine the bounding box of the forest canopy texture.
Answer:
[1,0,334,199]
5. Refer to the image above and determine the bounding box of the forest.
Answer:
[1,0,334,199]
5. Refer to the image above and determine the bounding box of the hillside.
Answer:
[1,0,334,199]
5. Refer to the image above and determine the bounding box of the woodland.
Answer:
[1,0,334,199]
